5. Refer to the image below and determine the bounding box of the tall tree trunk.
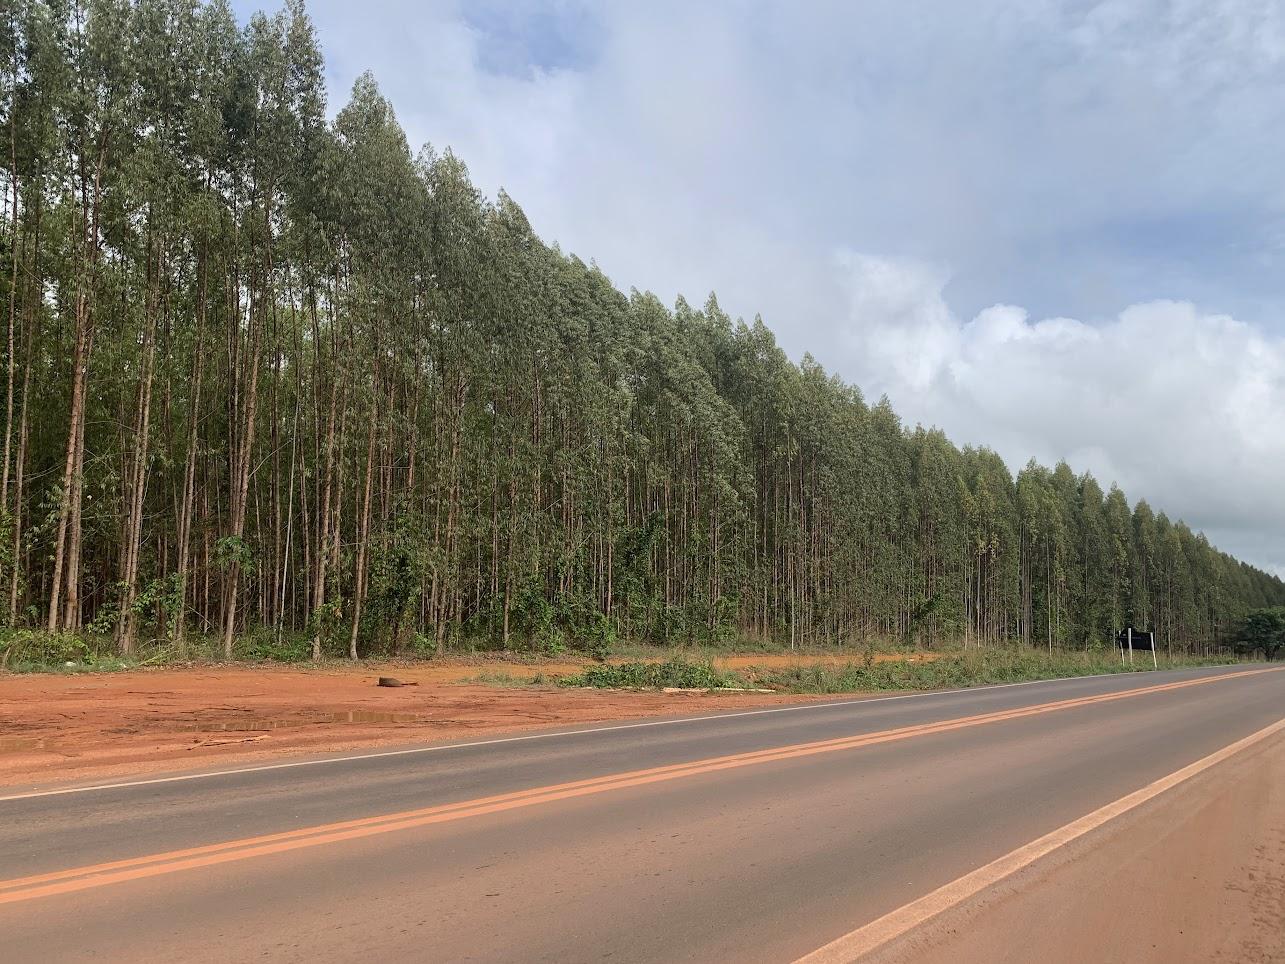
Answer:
[6,317,31,626]
[62,395,87,632]
[48,317,91,631]
[221,281,264,659]
[348,407,377,659]
[436,369,465,655]
[174,259,208,650]
[1,162,15,510]
[48,137,107,632]
[116,246,160,654]
[310,276,341,660]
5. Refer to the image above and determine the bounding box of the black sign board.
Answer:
[1115,628,1155,651]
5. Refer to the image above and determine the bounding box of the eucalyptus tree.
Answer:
[4,0,1281,660]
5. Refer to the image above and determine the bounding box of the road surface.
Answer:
[2,664,1282,962]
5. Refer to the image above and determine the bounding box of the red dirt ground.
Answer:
[0,659,843,788]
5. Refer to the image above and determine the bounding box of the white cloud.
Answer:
[835,252,960,393]
[264,0,1285,574]
[832,253,1285,574]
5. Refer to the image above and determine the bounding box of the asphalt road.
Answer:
[2,663,1282,963]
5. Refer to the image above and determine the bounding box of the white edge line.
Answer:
[793,713,1285,963]
[0,665,1247,803]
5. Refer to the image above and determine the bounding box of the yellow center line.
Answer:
[0,667,1277,905]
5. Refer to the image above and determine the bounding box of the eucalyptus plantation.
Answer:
[2,0,1282,660]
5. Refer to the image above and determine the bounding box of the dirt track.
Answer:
[0,658,843,787]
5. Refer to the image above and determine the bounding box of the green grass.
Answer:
[1,626,1240,692]
[458,671,555,687]
[551,650,1236,694]
[600,637,914,661]
[0,628,149,673]
[743,648,1235,694]
[0,626,335,672]
[560,659,743,690]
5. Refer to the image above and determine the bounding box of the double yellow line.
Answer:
[0,668,1275,905]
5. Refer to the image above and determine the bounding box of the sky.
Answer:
[232,0,1285,577]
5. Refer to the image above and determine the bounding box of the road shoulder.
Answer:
[870,728,1285,964]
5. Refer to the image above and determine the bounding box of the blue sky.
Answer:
[232,0,1285,575]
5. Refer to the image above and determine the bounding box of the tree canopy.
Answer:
[2,0,1282,658]
[1235,608,1285,661]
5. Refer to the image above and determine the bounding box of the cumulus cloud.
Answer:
[836,254,1285,575]
[234,0,1285,573]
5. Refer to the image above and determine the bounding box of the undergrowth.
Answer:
[0,626,1240,689]
[561,659,742,689]
[744,649,1234,694]
[460,671,554,687]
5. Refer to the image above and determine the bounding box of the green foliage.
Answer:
[236,628,311,663]
[133,575,183,637]
[86,595,123,637]
[748,649,1235,694]
[0,0,1280,666]
[587,635,612,662]
[562,659,742,690]
[362,507,431,652]
[410,632,437,658]
[213,536,256,575]
[463,671,552,687]
[1234,608,1285,660]
[1,629,93,668]
[307,598,345,655]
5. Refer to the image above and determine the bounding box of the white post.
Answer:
[1128,627,1134,666]
[1151,633,1158,670]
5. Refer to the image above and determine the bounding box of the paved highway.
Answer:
[2,664,1282,962]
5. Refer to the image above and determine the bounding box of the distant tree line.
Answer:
[2,0,1282,659]
[1235,609,1285,661]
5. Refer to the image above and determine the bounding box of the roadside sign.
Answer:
[1116,627,1157,668]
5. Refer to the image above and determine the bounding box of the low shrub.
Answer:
[1,629,94,668]
[747,648,1235,694]
[562,658,742,689]
[235,628,311,663]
